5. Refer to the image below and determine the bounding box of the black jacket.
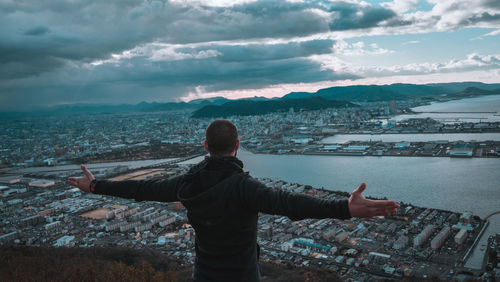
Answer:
[94,156,351,281]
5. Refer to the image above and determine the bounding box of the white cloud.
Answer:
[402,0,500,32]
[483,29,500,37]
[310,52,500,77]
[149,48,222,62]
[170,0,258,7]
[402,40,420,45]
[332,39,393,56]
[380,0,419,13]
[473,28,500,40]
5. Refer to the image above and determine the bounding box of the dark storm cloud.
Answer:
[466,12,500,24]
[0,41,356,110]
[0,0,380,110]
[478,0,500,9]
[178,40,335,62]
[0,0,397,81]
[1,0,498,110]
[327,1,397,30]
[24,25,51,36]
[0,0,184,79]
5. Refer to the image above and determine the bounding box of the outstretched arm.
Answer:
[242,179,398,220]
[68,164,182,202]
[241,178,351,220]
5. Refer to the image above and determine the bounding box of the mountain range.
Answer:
[2,82,500,118]
[191,96,358,118]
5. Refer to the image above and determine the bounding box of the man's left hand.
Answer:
[348,183,399,218]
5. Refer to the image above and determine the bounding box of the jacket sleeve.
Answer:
[241,178,351,221]
[93,175,183,202]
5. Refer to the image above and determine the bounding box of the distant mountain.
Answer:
[282,82,500,102]
[3,82,500,118]
[141,101,199,111]
[187,96,231,105]
[429,82,500,93]
[239,96,272,101]
[191,97,358,118]
[314,84,445,101]
[449,87,500,98]
[281,92,314,99]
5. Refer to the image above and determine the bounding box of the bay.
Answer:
[182,149,500,235]
[324,95,500,143]
[391,94,500,123]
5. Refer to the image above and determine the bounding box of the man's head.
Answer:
[205,119,239,156]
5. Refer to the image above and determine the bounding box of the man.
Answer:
[69,119,399,281]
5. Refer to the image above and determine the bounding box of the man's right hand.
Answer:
[68,164,95,193]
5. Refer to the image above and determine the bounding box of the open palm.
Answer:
[348,183,399,218]
[68,164,94,193]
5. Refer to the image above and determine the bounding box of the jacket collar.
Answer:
[204,155,244,172]
[187,155,244,175]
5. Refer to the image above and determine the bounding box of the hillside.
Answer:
[282,82,500,102]
[0,246,341,282]
[448,87,500,98]
[191,96,358,118]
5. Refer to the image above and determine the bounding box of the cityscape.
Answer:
[1,92,499,280]
[2,96,499,169]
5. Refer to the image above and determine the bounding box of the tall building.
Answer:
[431,226,451,250]
[413,224,434,247]
[454,229,467,244]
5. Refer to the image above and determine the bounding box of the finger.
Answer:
[371,206,397,215]
[68,179,77,186]
[367,200,399,208]
[68,177,77,182]
[81,164,94,179]
[372,209,393,217]
[353,182,366,195]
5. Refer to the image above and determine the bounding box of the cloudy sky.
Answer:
[1,0,500,111]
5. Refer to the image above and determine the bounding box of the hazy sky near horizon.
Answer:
[1,0,500,110]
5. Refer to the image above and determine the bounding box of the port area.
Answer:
[0,164,490,281]
[247,140,500,158]
[481,233,500,280]
[255,180,488,280]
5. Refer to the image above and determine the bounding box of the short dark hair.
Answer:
[205,120,238,155]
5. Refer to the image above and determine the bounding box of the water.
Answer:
[322,133,500,143]
[392,94,500,123]
[183,150,500,231]
[324,95,500,143]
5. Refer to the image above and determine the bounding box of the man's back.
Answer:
[178,156,261,281]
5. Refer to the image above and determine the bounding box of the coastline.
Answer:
[244,139,500,158]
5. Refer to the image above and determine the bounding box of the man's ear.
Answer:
[204,140,210,153]
[234,139,240,152]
